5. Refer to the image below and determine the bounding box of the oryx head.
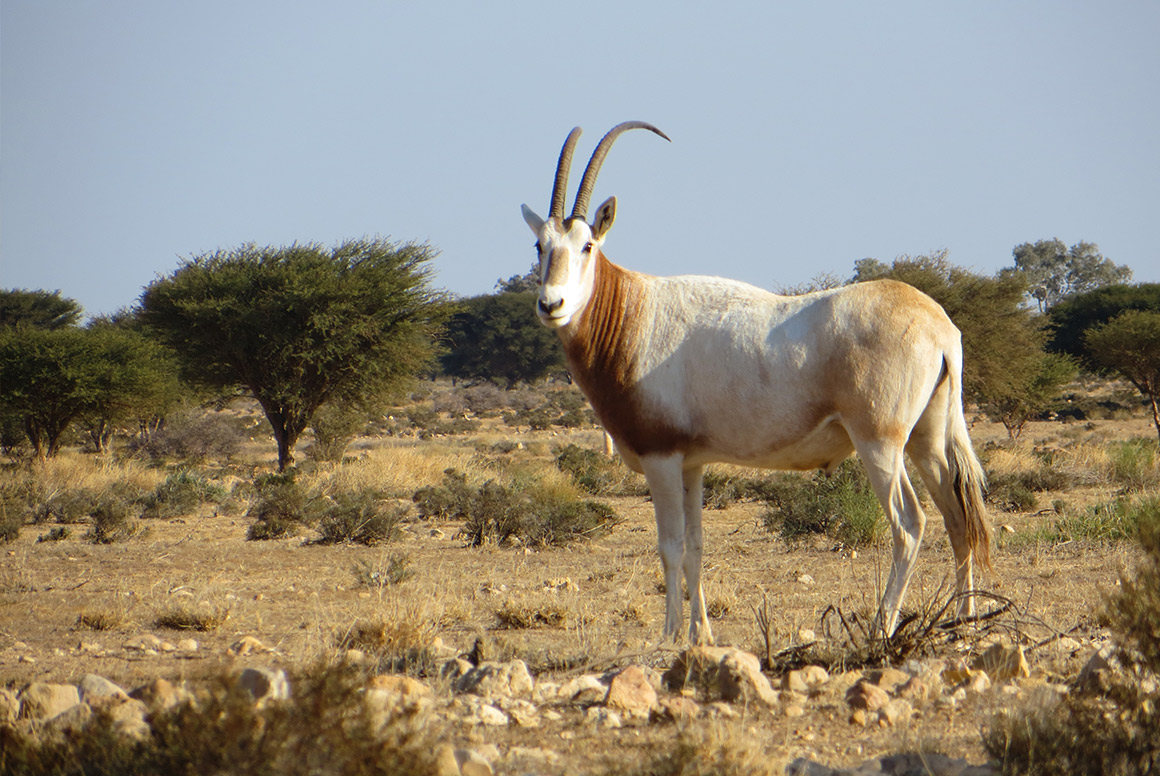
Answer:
[521,121,670,328]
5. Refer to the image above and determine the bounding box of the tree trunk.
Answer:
[1150,394,1160,448]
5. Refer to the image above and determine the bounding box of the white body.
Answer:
[522,125,991,643]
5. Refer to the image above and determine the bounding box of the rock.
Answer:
[967,671,992,694]
[19,682,81,721]
[877,699,913,726]
[605,665,658,718]
[558,674,607,704]
[503,699,540,727]
[44,702,92,734]
[0,689,19,722]
[227,635,271,656]
[454,659,534,699]
[177,638,199,652]
[845,680,890,712]
[584,706,622,728]
[123,633,162,652]
[897,676,930,701]
[867,666,912,694]
[78,674,129,703]
[130,678,187,711]
[656,695,700,721]
[784,665,829,693]
[849,707,868,726]
[719,649,779,705]
[237,667,290,702]
[1077,644,1122,687]
[474,703,508,726]
[454,747,494,776]
[93,696,151,740]
[665,646,777,705]
[973,643,1030,681]
[369,674,431,700]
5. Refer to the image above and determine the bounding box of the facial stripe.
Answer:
[544,246,570,288]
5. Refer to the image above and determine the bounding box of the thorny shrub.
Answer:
[140,470,227,519]
[984,499,1160,775]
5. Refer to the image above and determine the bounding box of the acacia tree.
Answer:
[140,239,449,471]
[1012,238,1132,313]
[1085,310,1160,444]
[1048,283,1160,365]
[440,291,565,388]
[0,289,82,329]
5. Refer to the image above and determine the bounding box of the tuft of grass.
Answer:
[83,493,147,544]
[495,594,570,629]
[351,553,414,589]
[761,459,885,548]
[153,604,230,632]
[337,609,439,675]
[1016,496,1155,545]
[77,608,127,631]
[1106,438,1160,492]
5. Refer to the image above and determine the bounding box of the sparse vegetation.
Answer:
[760,459,885,548]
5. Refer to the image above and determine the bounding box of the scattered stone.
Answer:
[877,699,913,727]
[867,667,911,694]
[605,665,657,718]
[19,682,81,721]
[44,702,92,734]
[967,671,992,695]
[237,666,290,702]
[177,638,199,652]
[454,747,494,776]
[78,674,129,703]
[784,665,829,694]
[130,678,187,711]
[123,633,162,652]
[656,695,700,721]
[558,674,607,704]
[228,635,272,656]
[796,573,815,585]
[897,677,930,702]
[797,627,817,642]
[788,752,998,775]
[477,704,508,726]
[846,680,890,712]
[719,649,779,705]
[973,643,1030,681]
[454,659,534,700]
[503,699,540,727]
[584,706,622,728]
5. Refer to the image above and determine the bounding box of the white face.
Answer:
[521,204,608,329]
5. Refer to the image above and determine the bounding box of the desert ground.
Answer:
[2,381,1156,774]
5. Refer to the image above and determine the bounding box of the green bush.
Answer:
[411,469,473,520]
[245,473,324,541]
[462,477,620,547]
[554,444,644,496]
[141,470,228,519]
[1107,438,1159,492]
[760,459,885,548]
[1024,496,1154,544]
[83,493,145,544]
[315,492,406,546]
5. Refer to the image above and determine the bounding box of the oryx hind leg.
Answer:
[853,437,927,636]
[682,465,713,645]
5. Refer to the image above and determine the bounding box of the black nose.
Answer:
[539,298,564,315]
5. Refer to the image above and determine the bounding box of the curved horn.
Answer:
[571,121,670,221]
[549,127,583,221]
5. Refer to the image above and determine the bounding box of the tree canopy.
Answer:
[140,239,450,470]
[1084,310,1160,444]
[440,291,565,388]
[0,289,82,330]
[1012,239,1132,313]
[1048,283,1160,365]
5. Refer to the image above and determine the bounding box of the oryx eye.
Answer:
[582,242,594,253]
[534,241,542,254]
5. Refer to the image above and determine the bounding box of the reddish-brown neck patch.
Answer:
[559,255,693,456]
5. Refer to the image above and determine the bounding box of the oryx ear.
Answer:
[521,204,545,234]
[592,196,616,241]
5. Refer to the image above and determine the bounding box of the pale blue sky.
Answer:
[3,1,1157,318]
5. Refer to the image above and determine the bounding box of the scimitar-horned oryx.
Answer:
[520,121,993,644]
